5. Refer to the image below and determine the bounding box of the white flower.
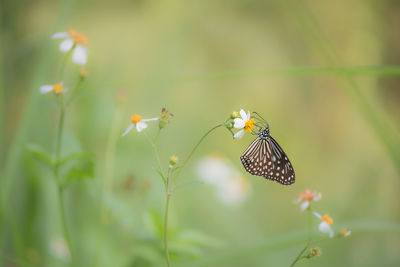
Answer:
[39,82,67,95]
[233,109,255,139]
[197,155,251,205]
[294,189,322,211]
[313,212,334,238]
[52,29,88,65]
[340,228,352,237]
[50,237,70,261]
[122,114,159,136]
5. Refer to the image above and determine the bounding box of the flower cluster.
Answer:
[39,29,89,96]
[295,189,351,239]
[224,109,257,139]
[196,155,251,205]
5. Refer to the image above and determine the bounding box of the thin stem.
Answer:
[54,95,74,264]
[290,243,308,267]
[164,189,171,267]
[290,207,313,266]
[59,49,72,81]
[58,186,74,263]
[54,95,65,178]
[173,124,223,182]
[143,131,163,172]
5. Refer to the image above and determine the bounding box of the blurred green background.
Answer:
[1,0,400,266]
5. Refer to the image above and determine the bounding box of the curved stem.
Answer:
[290,243,308,267]
[291,207,313,266]
[144,131,163,172]
[162,124,222,266]
[173,124,223,182]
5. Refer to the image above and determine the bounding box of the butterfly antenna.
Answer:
[253,112,268,125]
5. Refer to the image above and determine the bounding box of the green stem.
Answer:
[164,188,171,267]
[59,49,72,81]
[144,131,163,172]
[54,96,74,265]
[290,243,309,267]
[173,124,223,182]
[291,207,313,266]
[58,186,74,263]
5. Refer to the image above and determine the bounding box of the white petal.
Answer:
[39,85,54,94]
[121,124,134,136]
[313,211,322,219]
[233,118,245,129]
[72,45,88,65]
[318,222,334,238]
[142,117,159,122]
[51,32,69,39]
[300,201,309,211]
[247,110,251,120]
[59,38,74,52]
[234,129,245,139]
[313,193,322,202]
[239,109,248,121]
[136,122,148,132]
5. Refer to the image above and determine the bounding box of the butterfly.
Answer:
[240,114,295,185]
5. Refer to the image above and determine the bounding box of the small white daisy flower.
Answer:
[294,189,322,211]
[233,109,255,139]
[39,82,67,95]
[313,212,334,238]
[52,29,88,65]
[122,114,159,136]
[340,228,352,238]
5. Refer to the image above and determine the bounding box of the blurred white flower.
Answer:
[197,155,251,205]
[313,212,334,238]
[294,189,322,211]
[52,29,88,65]
[233,109,255,139]
[50,237,70,261]
[216,174,250,205]
[340,228,352,238]
[122,114,159,136]
[39,82,67,95]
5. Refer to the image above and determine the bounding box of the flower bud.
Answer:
[159,108,173,129]
[230,111,239,119]
[304,247,322,259]
[169,155,179,168]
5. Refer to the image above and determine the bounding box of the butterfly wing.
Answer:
[240,136,295,185]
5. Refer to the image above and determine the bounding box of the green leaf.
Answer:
[60,153,94,187]
[58,151,93,166]
[153,167,166,186]
[25,143,53,166]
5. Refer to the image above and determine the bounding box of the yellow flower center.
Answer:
[131,114,142,124]
[245,118,255,132]
[340,228,351,237]
[299,189,316,201]
[68,29,88,46]
[52,83,64,94]
[321,214,334,225]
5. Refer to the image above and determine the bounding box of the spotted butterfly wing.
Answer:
[240,126,295,185]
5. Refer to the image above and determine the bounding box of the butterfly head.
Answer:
[257,125,270,140]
